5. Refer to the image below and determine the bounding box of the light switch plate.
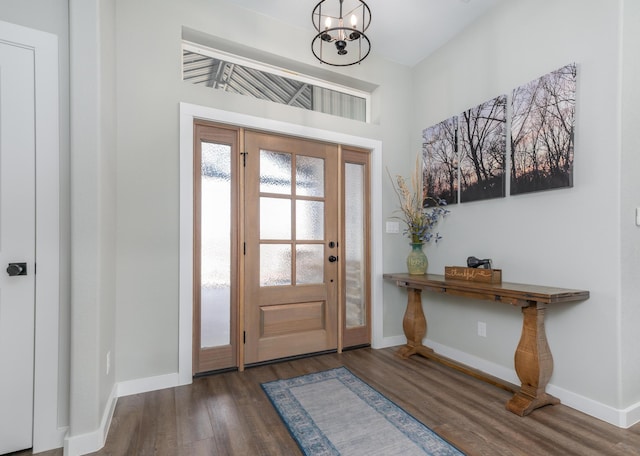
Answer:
[385,221,400,234]
[477,321,487,338]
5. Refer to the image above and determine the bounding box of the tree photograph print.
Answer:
[419,62,576,205]
[422,116,458,205]
[510,63,577,194]
[459,95,507,203]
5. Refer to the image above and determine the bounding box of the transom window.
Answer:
[182,41,369,123]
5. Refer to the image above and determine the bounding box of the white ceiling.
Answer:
[228,0,503,67]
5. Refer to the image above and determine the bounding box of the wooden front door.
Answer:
[243,131,339,364]
[193,124,370,373]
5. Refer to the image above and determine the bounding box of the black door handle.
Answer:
[7,263,27,276]
[328,255,338,263]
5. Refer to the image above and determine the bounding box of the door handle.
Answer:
[6,262,27,276]
[328,255,338,263]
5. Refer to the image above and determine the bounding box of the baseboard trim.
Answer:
[63,383,117,456]
[425,339,520,385]
[425,340,640,428]
[622,400,640,428]
[117,372,180,397]
[547,383,640,429]
[375,337,640,429]
[32,425,68,454]
[376,335,406,349]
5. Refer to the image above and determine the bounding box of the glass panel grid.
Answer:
[259,152,330,288]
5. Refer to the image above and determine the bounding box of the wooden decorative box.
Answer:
[444,266,502,284]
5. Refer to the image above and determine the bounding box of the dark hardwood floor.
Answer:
[19,347,640,455]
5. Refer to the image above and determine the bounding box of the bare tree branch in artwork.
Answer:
[422,116,458,205]
[511,63,576,194]
[459,95,507,202]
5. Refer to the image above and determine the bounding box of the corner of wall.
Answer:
[63,383,117,456]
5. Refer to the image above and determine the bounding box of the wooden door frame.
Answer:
[179,103,383,384]
[192,121,240,374]
[340,147,372,350]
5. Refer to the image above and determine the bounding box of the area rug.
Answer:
[261,367,465,455]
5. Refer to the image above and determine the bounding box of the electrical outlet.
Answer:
[106,351,111,375]
[477,321,487,338]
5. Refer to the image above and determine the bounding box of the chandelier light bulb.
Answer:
[325,17,332,29]
[350,14,357,27]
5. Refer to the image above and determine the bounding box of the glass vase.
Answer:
[406,242,428,275]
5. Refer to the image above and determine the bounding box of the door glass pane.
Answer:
[345,163,365,328]
[260,150,291,194]
[260,244,292,286]
[261,197,291,239]
[200,142,231,347]
[296,155,324,197]
[296,200,324,240]
[296,244,324,284]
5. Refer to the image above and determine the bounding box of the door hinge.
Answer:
[240,151,248,167]
[243,331,246,344]
[243,242,246,255]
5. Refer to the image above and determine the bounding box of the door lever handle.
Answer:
[6,262,27,276]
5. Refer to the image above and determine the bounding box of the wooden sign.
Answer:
[444,266,502,284]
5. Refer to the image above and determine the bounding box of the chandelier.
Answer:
[311,0,371,66]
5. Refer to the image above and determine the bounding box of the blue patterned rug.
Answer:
[262,367,465,455]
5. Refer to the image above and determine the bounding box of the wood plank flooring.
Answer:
[18,347,640,455]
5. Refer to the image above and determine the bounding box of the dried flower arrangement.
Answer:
[388,156,449,244]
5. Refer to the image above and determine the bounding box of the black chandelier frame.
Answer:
[311,0,372,67]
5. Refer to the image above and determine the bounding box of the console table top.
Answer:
[383,273,589,305]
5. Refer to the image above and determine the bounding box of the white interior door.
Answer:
[0,39,36,454]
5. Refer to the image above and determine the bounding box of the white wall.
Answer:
[113,0,412,382]
[620,0,640,418]
[0,0,71,440]
[97,0,118,428]
[409,0,638,422]
[68,0,117,449]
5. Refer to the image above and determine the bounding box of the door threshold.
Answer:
[193,366,239,378]
[343,343,371,352]
[245,349,338,369]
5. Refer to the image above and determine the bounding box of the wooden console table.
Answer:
[383,272,589,416]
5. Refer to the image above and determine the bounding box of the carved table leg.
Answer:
[506,302,560,416]
[396,287,434,359]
